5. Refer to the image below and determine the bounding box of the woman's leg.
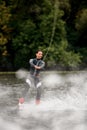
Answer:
[35,77,42,104]
[19,79,31,104]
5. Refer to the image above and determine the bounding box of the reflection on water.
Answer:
[0,71,87,130]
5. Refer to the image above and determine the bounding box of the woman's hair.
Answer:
[36,50,43,54]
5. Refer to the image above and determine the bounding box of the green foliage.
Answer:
[0,1,12,58]
[58,50,81,67]
[43,39,81,68]
[0,0,87,70]
[12,20,36,68]
[12,0,82,69]
[14,46,29,69]
[12,20,36,49]
[0,1,11,44]
[77,48,87,63]
[75,9,87,31]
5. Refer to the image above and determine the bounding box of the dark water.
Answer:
[0,71,87,130]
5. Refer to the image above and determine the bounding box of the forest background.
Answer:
[0,0,87,71]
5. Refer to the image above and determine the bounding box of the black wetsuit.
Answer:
[29,58,45,100]
[29,58,45,76]
[22,58,45,101]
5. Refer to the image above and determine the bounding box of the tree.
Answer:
[0,1,11,53]
[0,1,13,70]
[0,0,86,71]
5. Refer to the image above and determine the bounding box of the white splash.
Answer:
[42,73,62,88]
[15,68,28,79]
[0,117,21,130]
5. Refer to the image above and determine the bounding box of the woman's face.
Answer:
[36,51,43,59]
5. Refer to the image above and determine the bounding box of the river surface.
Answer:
[0,71,87,130]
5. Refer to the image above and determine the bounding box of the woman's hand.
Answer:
[34,65,41,69]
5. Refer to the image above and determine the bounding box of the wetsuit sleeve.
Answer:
[29,59,35,67]
[40,61,45,69]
